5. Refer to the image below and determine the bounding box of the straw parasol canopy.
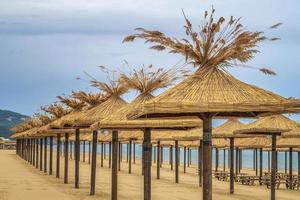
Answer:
[234,115,299,136]
[281,125,300,138]
[212,118,246,138]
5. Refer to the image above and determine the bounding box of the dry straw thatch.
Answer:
[123,8,300,119]
[234,115,299,135]
[212,118,246,138]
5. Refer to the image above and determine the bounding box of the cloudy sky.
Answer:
[1,0,300,121]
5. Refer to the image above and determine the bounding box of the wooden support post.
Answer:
[271,134,277,200]
[32,139,35,166]
[235,147,239,175]
[111,131,118,200]
[64,133,69,184]
[223,149,226,172]
[90,131,98,195]
[275,151,278,173]
[253,149,256,171]
[175,140,179,183]
[285,151,287,174]
[128,139,132,174]
[104,143,106,160]
[88,141,91,164]
[298,152,300,176]
[289,147,293,189]
[101,142,104,167]
[83,140,86,162]
[183,146,186,173]
[109,141,112,168]
[118,142,121,171]
[56,134,61,178]
[40,138,43,171]
[187,147,190,167]
[75,129,80,188]
[239,149,242,172]
[268,151,270,172]
[230,138,234,194]
[259,148,263,185]
[156,141,160,179]
[143,128,151,200]
[215,148,219,172]
[153,146,156,164]
[198,140,203,187]
[49,136,53,175]
[189,148,192,165]
[44,137,47,173]
[202,116,212,200]
[36,138,39,169]
[255,148,258,176]
[70,142,73,159]
[170,145,173,170]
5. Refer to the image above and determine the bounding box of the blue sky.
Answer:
[0,0,300,122]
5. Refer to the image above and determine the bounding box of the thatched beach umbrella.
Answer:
[234,115,299,199]
[122,8,300,200]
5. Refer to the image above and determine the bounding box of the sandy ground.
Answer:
[1,150,300,200]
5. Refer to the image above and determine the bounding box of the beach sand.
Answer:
[1,149,300,200]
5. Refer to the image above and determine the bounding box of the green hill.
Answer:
[0,109,28,138]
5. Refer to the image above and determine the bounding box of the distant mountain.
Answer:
[0,109,28,138]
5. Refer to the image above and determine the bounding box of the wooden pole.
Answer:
[70,142,73,159]
[230,138,234,194]
[126,143,129,163]
[101,142,104,167]
[36,138,39,169]
[187,147,190,167]
[111,130,118,200]
[184,146,186,173]
[157,140,160,179]
[202,116,212,200]
[223,149,226,172]
[298,152,300,176]
[285,151,287,174]
[44,137,47,173]
[104,143,106,160]
[75,129,80,188]
[253,149,256,171]
[49,136,53,175]
[143,128,151,200]
[128,139,132,174]
[32,139,35,166]
[235,147,239,175]
[215,148,219,172]
[56,134,61,178]
[175,140,179,183]
[109,141,112,168]
[239,149,242,171]
[88,141,91,164]
[198,140,203,187]
[271,134,277,200]
[289,147,293,189]
[40,138,43,171]
[259,148,263,185]
[64,133,69,184]
[118,142,121,171]
[170,145,173,171]
[255,148,258,176]
[268,151,270,172]
[83,140,86,163]
[189,148,192,165]
[90,131,98,195]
